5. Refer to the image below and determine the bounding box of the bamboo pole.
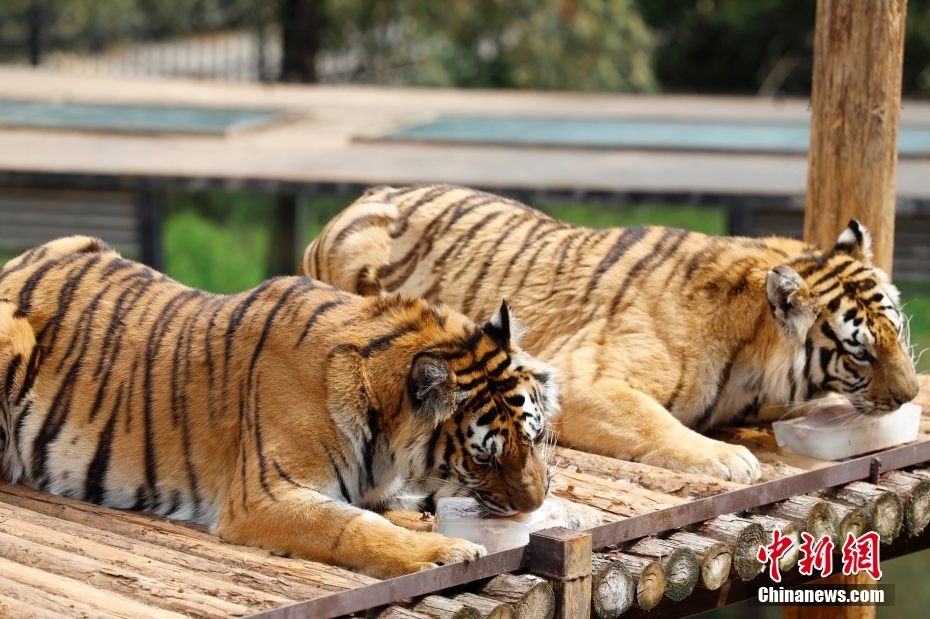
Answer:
[794,1,908,617]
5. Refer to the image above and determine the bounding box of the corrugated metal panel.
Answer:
[0,187,139,254]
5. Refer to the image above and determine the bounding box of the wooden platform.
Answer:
[0,483,376,618]
[2,377,929,619]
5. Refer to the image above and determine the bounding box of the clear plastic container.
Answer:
[434,497,568,553]
[772,402,921,460]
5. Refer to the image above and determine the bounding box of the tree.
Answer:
[280,0,325,82]
[636,0,930,97]
[321,0,657,92]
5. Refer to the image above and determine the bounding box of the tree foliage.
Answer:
[637,0,930,97]
[2,0,929,97]
[0,0,271,53]
[323,0,656,91]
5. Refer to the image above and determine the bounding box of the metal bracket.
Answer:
[870,456,883,485]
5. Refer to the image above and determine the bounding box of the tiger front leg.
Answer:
[557,382,761,484]
[215,485,486,579]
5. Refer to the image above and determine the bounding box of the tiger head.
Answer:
[409,301,559,515]
[766,220,919,415]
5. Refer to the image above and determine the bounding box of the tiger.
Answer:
[301,185,920,484]
[0,235,564,579]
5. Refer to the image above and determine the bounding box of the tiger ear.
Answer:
[766,265,818,342]
[408,353,457,426]
[832,219,873,263]
[483,300,523,350]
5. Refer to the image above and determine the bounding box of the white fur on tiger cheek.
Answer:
[834,311,873,350]
[513,350,560,417]
[468,420,502,458]
[519,388,546,441]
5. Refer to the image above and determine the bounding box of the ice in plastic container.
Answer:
[434,497,568,552]
[772,402,921,461]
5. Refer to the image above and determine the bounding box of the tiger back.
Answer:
[0,235,562,578]
[302,185,919,484]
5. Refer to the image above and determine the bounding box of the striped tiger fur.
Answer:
[302,185,920,484]
[0,235,563,579]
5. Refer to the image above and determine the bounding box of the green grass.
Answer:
[900,282,930,374]
[161,191,358,294]
[534,202,728,235]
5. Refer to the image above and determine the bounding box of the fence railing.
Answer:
[0,2,279,82]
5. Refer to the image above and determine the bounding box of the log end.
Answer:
[871,491,904,544]
[904,477,930,535]
[700,541,732,591]
[734,523,766,581]
[592,561,633,619]
[635,561,666,611]
[663,548,699,602]
[775,523,801,574]
[839,508,869,543]
[807,500,841,546]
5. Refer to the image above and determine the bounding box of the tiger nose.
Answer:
[508,460,546,512]
[511,486,545,513]
[892,372,920,406]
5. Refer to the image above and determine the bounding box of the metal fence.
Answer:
[0,1,280,82]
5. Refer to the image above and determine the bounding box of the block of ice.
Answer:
[772,402,921,461]
[434,497,568,553]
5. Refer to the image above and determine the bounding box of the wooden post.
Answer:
[804,0,908,273]
[136,182,164,272]
[794,1,908,618]
[267,195,298,277]
[528,528,592,619]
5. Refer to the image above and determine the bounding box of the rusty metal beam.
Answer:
[590,440,930,548]
[245,439,930,619]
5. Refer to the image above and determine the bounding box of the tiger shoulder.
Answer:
[303,185,919,485]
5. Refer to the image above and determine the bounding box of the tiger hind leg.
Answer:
[0,300,39,482]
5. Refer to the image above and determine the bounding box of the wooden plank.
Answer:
[0,482,376,592]
[0,594,73,619]
[0,506,299,612]
[0,574,119,619]
[553,447,745,498]
[0,530,256,618]
[548,470,684,520]
[0,555,184,619]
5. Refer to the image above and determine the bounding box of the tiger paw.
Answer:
[428,536,487,565]
[380,534,487,578]
[640,437,761,484]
